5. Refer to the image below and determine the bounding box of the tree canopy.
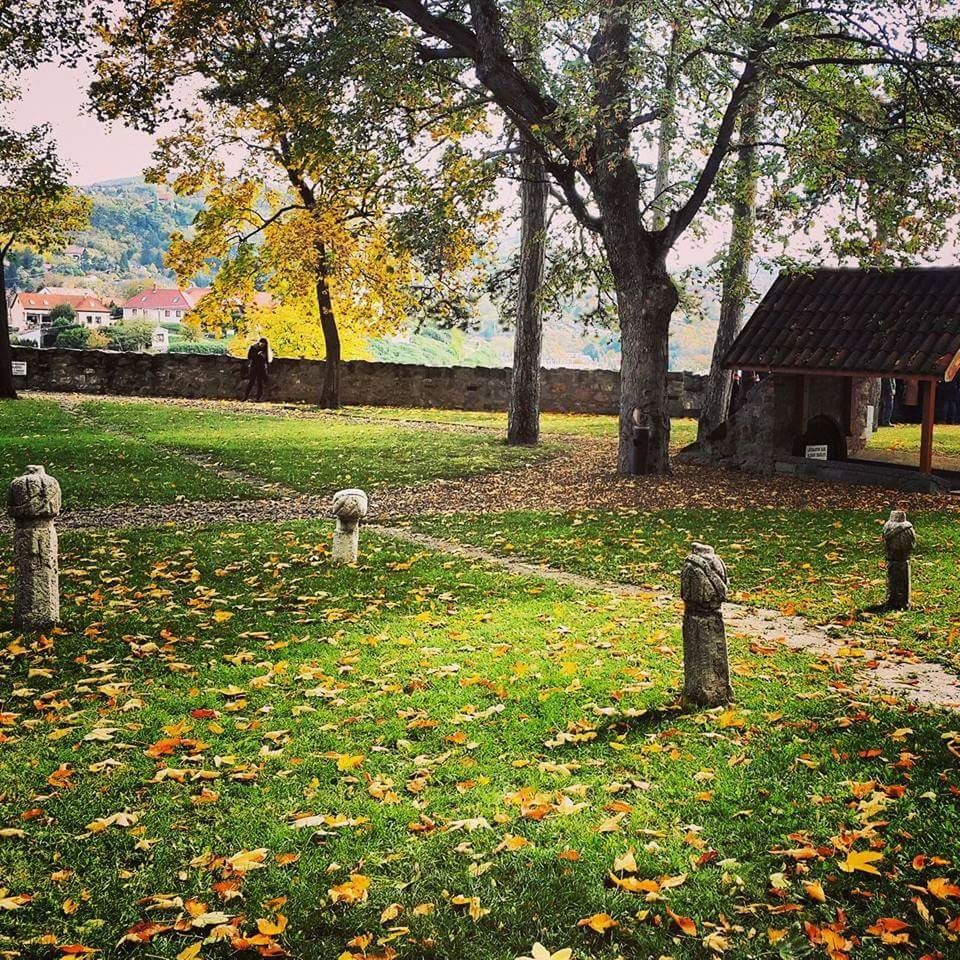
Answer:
[0,108,91,396]
[92,0,501,402]
[351,0,960,471]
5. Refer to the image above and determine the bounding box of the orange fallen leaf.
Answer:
[866,917,910,945]
[927,877,960,900]
[666,907,697,936]
[578,912,618,933]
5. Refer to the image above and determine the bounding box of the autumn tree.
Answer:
[0,118,90,398]
[354,0,960,473]
[93,0,498,407]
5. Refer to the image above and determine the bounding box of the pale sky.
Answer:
[11,64,158,185]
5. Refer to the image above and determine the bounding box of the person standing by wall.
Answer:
[243,338,270,401]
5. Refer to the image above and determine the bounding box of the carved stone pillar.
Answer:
[8,465,61,630]
[681,542,732,708]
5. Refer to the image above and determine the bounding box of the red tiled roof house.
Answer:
[9,290,112,333]
[121,286,209,324]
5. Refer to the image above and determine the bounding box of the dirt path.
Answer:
[35,390,960,515]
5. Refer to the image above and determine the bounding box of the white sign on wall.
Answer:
[805,444,829,461]
[11,361,26,376]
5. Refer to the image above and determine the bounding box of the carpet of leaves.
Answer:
[1,523,960,960]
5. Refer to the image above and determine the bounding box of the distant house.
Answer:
[121,285,210,323]
[8,290,113,333]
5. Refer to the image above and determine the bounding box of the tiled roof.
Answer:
[121,286,210,310]
[724,267,960,377]
[16,292,110,313]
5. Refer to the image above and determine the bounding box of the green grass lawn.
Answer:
[2,522,959,959]
[866,423,960,471]
[410,508,960,671]
[332,407,699,446]
[79,400,557,494]
[0,399,257,508]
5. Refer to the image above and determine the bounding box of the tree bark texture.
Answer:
[610,248,678,475]
[507,130,548,446]
[698,86,761,442]
[0,252,17,399]
[589,5,679,475]
[315,242,342,409]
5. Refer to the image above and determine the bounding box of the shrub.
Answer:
[105,320,155,352]
[55,326,91,349]
[49,304,77,328]
[167,340,228,355]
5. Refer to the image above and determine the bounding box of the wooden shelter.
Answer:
[688,267,960,491]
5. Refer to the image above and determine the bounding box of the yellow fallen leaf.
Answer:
[522,945,573,960]
[803,880,827,903]
[450,894,490,922]
[227,848,267,873]
[177,944,203,960]
[213,610,234,623]
[380,902,403,923]
[838,849,884,875]
[335,754,365,771]
[256,913,287,935]
[329,874,370,905]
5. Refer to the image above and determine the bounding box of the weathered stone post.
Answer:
[883,509,916,610]
[331,488,368,564]
[681,542,733,708]
[7,465,61,630]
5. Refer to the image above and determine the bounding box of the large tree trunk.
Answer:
[589,6,678,475]
[507,130,548,445]
[611,246,679,474]
[315,243,341,409]
[0,253,16,400]
[698,87,761,442]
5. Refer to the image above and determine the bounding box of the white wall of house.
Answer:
[122,306,189,323]
[8,300,28,332]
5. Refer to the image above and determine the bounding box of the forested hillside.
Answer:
[5,178,204,296]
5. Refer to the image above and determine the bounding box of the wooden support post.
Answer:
[920,380,937,475]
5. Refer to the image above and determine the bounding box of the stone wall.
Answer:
[10,346,707,418]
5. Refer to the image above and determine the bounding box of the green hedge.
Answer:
[167,341,229,355]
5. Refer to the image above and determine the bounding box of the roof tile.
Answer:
[725,268,960,377]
